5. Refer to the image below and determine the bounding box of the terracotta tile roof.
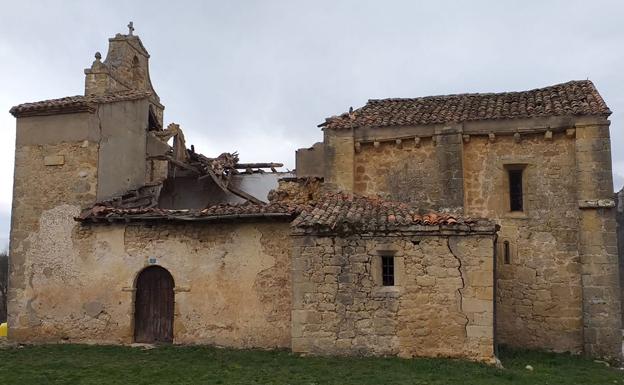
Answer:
[78,201,306,223]
[291,193,494,233]
[10,90,152,117]
[319,80,611,129]
[79,191,495,234]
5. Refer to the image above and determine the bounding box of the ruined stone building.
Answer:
[6,27,622,362]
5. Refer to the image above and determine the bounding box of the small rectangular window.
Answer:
[509,169,523,211]
[503,241,511,264]
[381,256,395,286]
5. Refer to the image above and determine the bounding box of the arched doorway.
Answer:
[134,266,174,343]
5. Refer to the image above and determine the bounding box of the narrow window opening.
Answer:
[148,106,161,131]
[503,241,511,264]
[509,169,523,211]
[381,256,395,286]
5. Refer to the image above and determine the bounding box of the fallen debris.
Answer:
[154,123,189,163]
[150,123,283,205]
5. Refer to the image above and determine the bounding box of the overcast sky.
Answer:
[1,1,623,249]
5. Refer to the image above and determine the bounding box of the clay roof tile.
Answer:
[319,80,610,129]
[10,90,153,118]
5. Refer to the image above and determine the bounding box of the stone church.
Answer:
[6,27,622,362]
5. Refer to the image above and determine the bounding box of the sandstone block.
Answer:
[466,325,492,339]
[291,337,311,353]
[416,276,436,287]
[463,298,492,313]
[43,155,65,166]
[466,270,491,286]
[472,312,492,326]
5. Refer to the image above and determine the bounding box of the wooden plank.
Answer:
[204,167,229,193]
[226,184,264,205]
[165,156,201,175]
[233,162,283,169]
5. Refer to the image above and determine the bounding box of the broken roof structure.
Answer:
[78,188,489,232]
[78,201,302,223]
[9,24,290,218]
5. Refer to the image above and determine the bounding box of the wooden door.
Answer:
[134,266,174,343]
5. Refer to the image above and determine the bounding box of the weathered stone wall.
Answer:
[291,233,495,362]
[353,138,442,208]
[324,129,354,192]
[267,177,324,204]
[0,253,7,323]
[343,121,621,358]
[296,142,325,178]
[8,99,159,339]
[96,99,150,201]
[146,132,171,184]
[350,128,464,213]
[84,32,164,131]
[574,123,621,359]
[9,139,99,339]
[436,130,464,212]
[10,219,292,348]
[464,132,584,353]
[9,110,293,348]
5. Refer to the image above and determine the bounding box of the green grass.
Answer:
[0,344,621,385]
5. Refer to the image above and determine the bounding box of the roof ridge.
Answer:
[10,90,154,117]
[366,80,596,104]
[320,80,610,129]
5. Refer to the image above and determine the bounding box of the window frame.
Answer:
[508,169,523,212]
[381,255,395,286]
[504,164,527,214]
[371,247,404,293]
[503,240,511,264]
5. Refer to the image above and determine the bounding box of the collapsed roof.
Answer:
[79,190,496,235]
[74,119,494,234]
[148,123,285,206]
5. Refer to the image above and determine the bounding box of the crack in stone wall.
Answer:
[448,236,469,333]
[292,234,495,362]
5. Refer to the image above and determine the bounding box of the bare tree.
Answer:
[0,252,7,323]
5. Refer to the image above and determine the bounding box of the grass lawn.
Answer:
[0,344,622,385]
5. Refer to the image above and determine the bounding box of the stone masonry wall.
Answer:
[291,233,495,362]
[325,120,621,358]
[353,138,442,208]
[324,129,354,192]
[463,133,584,352]
[10,220,292,348]
[574,123,621,359]
[9,141,99,339]
[267,177,324,205]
